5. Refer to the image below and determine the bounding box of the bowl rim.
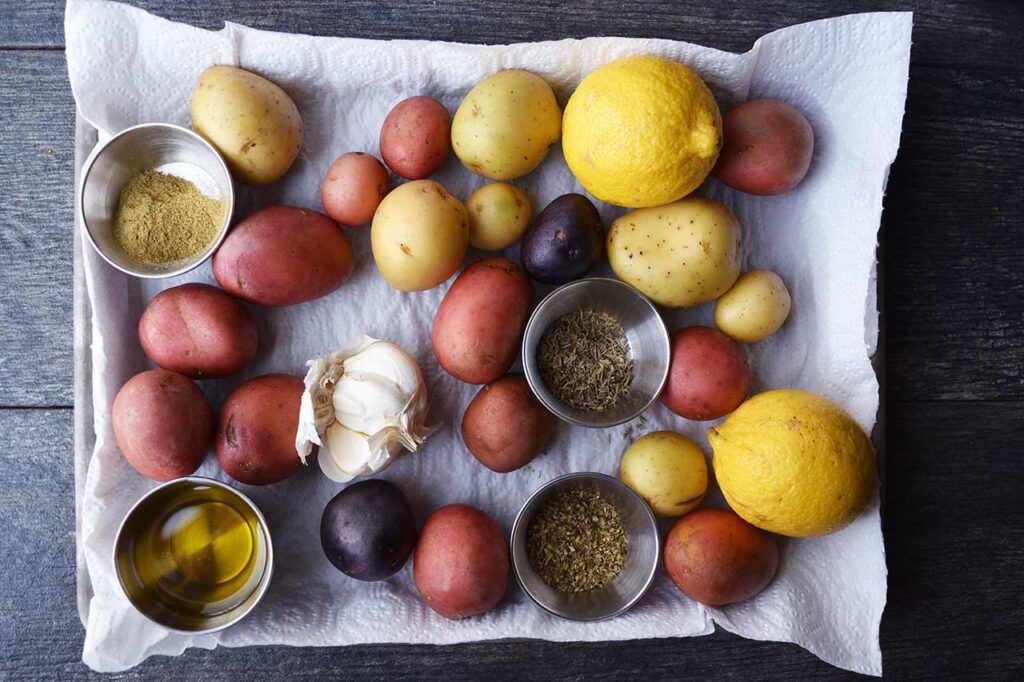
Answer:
[509,471,661,622]
[112,475,274,635]
[78,121,235,280]
[521,277,670,428]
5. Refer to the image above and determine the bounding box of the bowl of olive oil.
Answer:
[114,477,273,633]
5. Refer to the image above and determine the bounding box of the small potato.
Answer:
[452,70,561,180]
[713,98,814,195]
[191,66,303,185]
[112,370,213,481]
[139,283,257,379]
[466,183,532,251]
[371,179,469,291]
[215,374,304,485]
[414,504,509,619]
[379,96,452,180]
[320,152,390,227]
[462,374,554,472]
[661,326,751,421]
[607,197,741,308]
[213,205,354,306]
[619,431,708,517]
[432,258,533,384]
[664,508,779,606]
[715,270,792,343]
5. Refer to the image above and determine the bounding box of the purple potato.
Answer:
[320,479,417,581]
[520,193,604,284]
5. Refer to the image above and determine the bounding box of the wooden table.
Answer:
[1,1,1022,679]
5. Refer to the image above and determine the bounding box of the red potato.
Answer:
[432,258,533,384]
[112,370,213,481]
[139,283,258,379]
[379,96,452,180]
[712,98,814,195]
[661,326,751,421]
[461,374,555,473]
[215,374,304,485]
[320,152,390,227]
[664,508,779,606]
[213,206,354,306]
[414,504,509,619]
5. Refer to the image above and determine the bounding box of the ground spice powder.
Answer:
[114,170,224,264]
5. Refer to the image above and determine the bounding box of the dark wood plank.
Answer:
[0,51,74,407]
[6,0,1024,70]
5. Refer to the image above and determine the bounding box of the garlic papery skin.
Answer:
[295,336,434,482]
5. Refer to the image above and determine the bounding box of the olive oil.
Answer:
[115,480,269,631]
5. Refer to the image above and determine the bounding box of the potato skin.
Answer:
[112,370,213,481]
[213,205,354,306]
[714,270,792,343]
[215,374,304,485]
[371,180,469,291]
[608,197,741,308]
[713,98,814,196]
[661,326,751,421]
[619,431,708,517]
[466,183,532,251]
[664,508,778,606]
[379,96,452,180]
[191,65,303,185]
[320,152,390,227]
[414,504,509,619]
[139,283,257,379]
[432,258,533,384]
[462,374,554,472]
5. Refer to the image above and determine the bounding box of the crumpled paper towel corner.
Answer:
[65,0,910,675]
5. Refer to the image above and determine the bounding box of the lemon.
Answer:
[708,390,876,537]
[563,55,722,208]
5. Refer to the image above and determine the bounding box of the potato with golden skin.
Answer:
[462,374,554,472]
[466,183,532,251]
[191,65,303,185]
[619,431,708,517]
[607,197,741,308]
[714,270,792,343]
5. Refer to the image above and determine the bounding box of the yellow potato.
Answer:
[607,197,741,308]
[465,183,532,251]
[715,270,792,343]
[371,180,469,291]
[619,431,708,517]
[191,66,303,185]
[451,70,561,180]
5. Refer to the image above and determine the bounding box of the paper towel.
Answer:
[65,0,910,674]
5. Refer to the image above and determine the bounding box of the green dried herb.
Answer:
[526,489,628,593]
[536,310,633,412]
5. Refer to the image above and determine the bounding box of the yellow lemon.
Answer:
[708,390,876,537]
[563,55,722,208]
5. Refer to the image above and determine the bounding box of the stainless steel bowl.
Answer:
[511,472,660,621]
[522,277,670,427]
[78,122,234,278]
[113,477,273,634]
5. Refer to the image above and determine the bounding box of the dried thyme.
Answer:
[536,310,633,412]
[526,489,628,592]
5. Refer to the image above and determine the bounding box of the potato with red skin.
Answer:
[379,96,452,180]
[215,374,304,485]
[432,257,533,384]
[139,283,258,379]
[213,205,354,306]
[112,370,213,481]
[462,374,554,472]
[414,504,509,619]
[664,508,779,606]
[661,326,751,421]
[712,98,814,195]
[320,152,390,227]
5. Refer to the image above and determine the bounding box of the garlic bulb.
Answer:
[295,336,434,482]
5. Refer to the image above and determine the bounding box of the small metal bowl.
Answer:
[78,122,234,278]
[511,472,660,621]
[522,277,670,428]
[113,477,273,634]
